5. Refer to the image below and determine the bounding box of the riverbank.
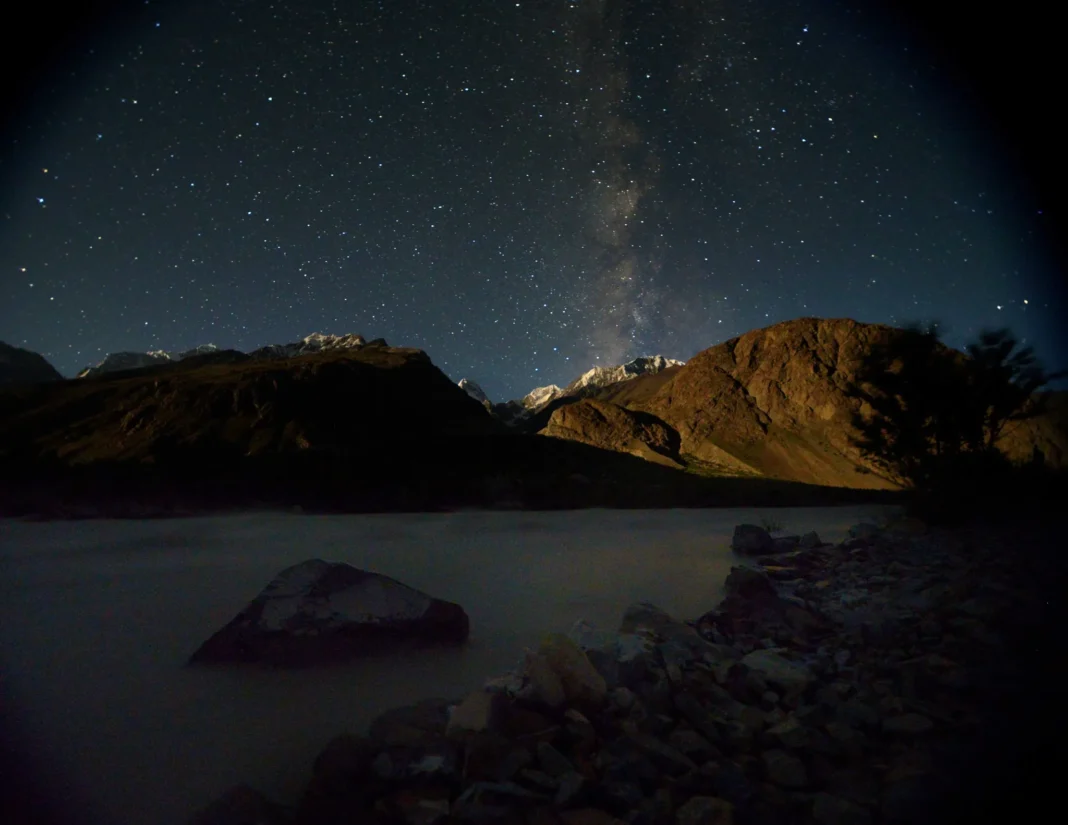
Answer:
[190,515,1067,825]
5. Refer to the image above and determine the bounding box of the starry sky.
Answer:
[2,0,1065,403]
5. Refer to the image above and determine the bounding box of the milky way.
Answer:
[1,0,1063,402]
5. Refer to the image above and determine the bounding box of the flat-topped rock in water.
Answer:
[188,559,469,666]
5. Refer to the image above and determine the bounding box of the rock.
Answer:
[517,768,560,793]
[799,531,822,548]
[772,536,801,554]
[669,728,720,763]
[370,742,459,781]
[376,786,451,825]
[674,691,725,745]
[520,651,568,709]
[880,773,938,825]
[448,690,505,738]
[538,633,608,708]
[609,686,637,712]
[187,559,469,665]
[569,619,619,652]
[560,808,628,825]
[624,730,699,776]
[834,700,880,732]
[881,713,934,736]
[463,732,532,783]
[500,705,555,740]
[308,733,376,791]
[761,749,808,789]
[731,524,775,555]
[369,698,454,748]
[765,716,810,750]
[847,524,880,541]
[811,793,872,825]
[597,780,645,815]
[452,780,550,820]
[739,650,813,701]
[712,761,755,806]
[824,722,866,758]
[555,771,587,806]
[536,741,576,777]
[189,784,290,825]
[675,795,734,825]
[724,567,777,600]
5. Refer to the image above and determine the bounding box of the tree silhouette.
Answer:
[848,323,1063,490]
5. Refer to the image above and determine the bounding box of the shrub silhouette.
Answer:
[847,323,1065,521]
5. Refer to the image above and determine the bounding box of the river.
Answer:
[0,505,894,825]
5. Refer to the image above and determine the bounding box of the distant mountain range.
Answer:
[1,318,1063,516]
[75,333,382,378]
[468,353,686,426]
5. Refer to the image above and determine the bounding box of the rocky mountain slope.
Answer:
[540,398,684,469]
[1,344,494,466]
[534,318,1068,489]
[0,341,63,385]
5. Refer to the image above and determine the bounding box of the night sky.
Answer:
[2,0,1064,403]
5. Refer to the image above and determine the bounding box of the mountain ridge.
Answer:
[1,316,1062,516]
[76,332,378,378]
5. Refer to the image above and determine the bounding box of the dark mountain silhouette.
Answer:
[0,341,63,385]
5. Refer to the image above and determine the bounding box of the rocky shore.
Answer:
[192,516,1066,825]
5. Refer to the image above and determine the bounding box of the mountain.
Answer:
[521,384,564,411]
[0,341,64,385]
[247,332,376,361]
[457,378,491,410]
[563,355,686,396]
[3,344,495,466]
[493,354,685,424]
[0,330,897,516]
[77,344,220,378]
[76,333,380,378]
[535,317,1068,489]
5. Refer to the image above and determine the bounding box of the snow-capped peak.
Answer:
[77,344,222,378]
[521,384,563,411]
[177,344,220,359]
[565,354,684,393]
[494,354,685,422]
[299,332,366,350]
[457,378,491,406]
[248,332,371,360]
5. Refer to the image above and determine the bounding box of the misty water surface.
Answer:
[0,505,894,825]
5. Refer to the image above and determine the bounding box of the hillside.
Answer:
[538,318,1068,489]
[0,340,895,516]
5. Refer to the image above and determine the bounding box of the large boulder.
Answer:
[188,559,469,665]
[731,524,775,555]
